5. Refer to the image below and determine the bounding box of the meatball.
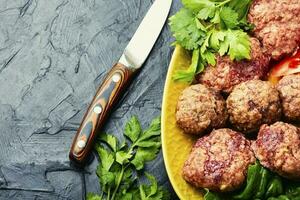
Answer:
[248,0,300,60]
[182,129,255,192]
[252,122,300,179]
[197,37,270,93]
[277,74,300,122]
[176,84,227,135]
[227,80,281,134]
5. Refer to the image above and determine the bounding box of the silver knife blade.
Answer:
[119,0,172,69]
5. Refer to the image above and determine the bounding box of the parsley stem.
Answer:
[107,187,111,200]
[216,0,232,7]
[139,185,146,200]
[111,165,125,200]
[205,24,214,30]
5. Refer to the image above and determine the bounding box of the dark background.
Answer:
[0,0,181,199]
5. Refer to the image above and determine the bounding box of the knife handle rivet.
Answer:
[112,73,121,83]
[93,106,102,114]
[77,140,86,148]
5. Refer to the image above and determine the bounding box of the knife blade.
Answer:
[69,0,172,165]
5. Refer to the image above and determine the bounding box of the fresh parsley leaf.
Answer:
[169,8,206,50]
[119,140,128,150]
[95,145,114,170]
[116,150,132,165]
[90,116,169,200]
[117,187,141,200]
[196,60,205,74]
[228,0,254,30]
[173,49,200,82]
[95,146,116,187]
[225,29,251,60]
[135,116,161,144]
[145,173,158,197]
[217,29,251,60]
[228,0,252,21]
[99,133,118,152]
[169,0,253,82]
[182,0,215,13]
[135,139,161,148]
[139,173,170,200]
[131,147,160,170]
[172,70,196,82]
[96,165,115,186]
[86,193,102,200]
[200,31,212,53]
[195,18,207,32]
[218,35,229,56]
[201,50,216,66]
[211,10,220,24]
[197,6,216,20]
[219,7,239,29]
[129,117,162,170]
[210,30,225,50]
[173,47,216,82]
[125,116,142,143]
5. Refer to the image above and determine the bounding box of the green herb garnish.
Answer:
[204,161,300,200]
[169,0,253,82]
[87,116,170,200]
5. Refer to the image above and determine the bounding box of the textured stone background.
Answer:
[0,0,181,199]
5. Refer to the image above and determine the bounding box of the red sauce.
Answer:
[268,49,300,84]
[270,49,300,76]
[286,50,300,68]
[289,57,300,69]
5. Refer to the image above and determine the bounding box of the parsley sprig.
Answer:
[87,116,169,200]
[203,161,300,200]
[169,0,253,82]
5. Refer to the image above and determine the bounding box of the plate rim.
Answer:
[161,45,188,200]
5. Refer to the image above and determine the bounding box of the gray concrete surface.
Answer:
[0,0,181,199]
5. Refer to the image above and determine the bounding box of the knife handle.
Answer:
[69,62,135,165]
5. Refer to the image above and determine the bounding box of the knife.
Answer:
[69,0,172,165]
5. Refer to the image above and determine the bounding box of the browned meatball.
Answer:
[227,80,281,134]
[176,84,227,135]
[248,0,300,60]
[277,74,300,122]
[183,129,255,192]
[197,37,270,93]
[252,122,300,179]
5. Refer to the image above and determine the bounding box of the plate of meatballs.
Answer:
[161,0,300,199]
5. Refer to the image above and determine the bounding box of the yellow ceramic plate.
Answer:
[161,46,300,199]
[161,45,204,199]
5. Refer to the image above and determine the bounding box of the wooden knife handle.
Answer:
[69,62,135,165]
